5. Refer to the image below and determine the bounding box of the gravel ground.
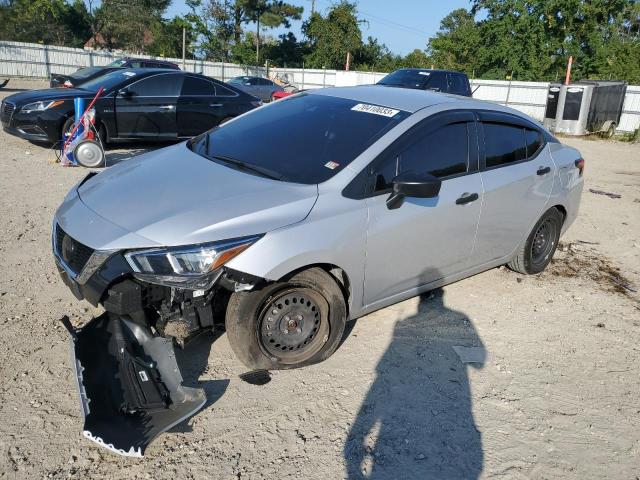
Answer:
[0,80,639,479]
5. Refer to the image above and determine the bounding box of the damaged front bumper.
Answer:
[63,314,206,457]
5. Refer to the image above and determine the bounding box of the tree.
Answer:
[94,0,171,52]
[241,0,303,63]
[0,0,91,47]
[302,1,363,69]
[428,9,481,76]
[147,16,197,58]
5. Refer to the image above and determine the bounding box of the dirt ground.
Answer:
[0,80,639,479]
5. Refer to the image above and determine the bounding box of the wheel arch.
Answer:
[277,263,353,318]
[550,204,567,223]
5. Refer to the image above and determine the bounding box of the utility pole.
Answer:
[311,0,316,14]
[256,16,260,63]
[182,27,186,70]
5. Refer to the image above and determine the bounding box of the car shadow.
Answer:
[103,141,174,167]
[344,284,485,479]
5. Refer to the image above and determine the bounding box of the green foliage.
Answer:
[0,0,91,47]
[429,0,640,82]
[2,0,638,82]
[147,16,197,58]
[94,0,171,53]
[302,2,363,69]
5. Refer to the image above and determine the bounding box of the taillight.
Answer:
[574,158,585,176]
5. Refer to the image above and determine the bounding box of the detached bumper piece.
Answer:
[64,314,206,457]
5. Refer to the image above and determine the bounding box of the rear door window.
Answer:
[483,123,527,168]
[448,75,469,96]
[426,73,449,92]
[181,76,216,96]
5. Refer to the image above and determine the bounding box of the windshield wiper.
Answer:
[209,155,285,181]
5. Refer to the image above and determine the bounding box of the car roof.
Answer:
[307,85,533,119]
[308,85,458,113]
[391,68,468,76]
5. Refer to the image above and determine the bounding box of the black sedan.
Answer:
[50,57,180,88]
[2,69,262,145]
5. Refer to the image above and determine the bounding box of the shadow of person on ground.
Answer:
[169,329,230,433]
[344,286,485,479]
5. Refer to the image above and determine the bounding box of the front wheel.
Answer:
[225,268,347,370]
[508,207,563,275]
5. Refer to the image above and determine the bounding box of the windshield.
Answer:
[78,69,138,93]
[378,69,431,89]
[107,59,127,67]
[188,93,409,184]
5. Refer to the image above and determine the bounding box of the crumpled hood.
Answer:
[76,143,318,247]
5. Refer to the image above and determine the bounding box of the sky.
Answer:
[165,0,474,56]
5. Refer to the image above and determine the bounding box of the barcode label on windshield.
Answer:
[351,103,400,117]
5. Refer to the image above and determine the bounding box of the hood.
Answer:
[5,88,94,106]
[77,143,318,247]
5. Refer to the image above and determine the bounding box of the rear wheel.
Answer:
[508,207,563,274]
[225,268,347,370]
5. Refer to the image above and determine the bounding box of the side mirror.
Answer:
[386,171,441,210]
[118,87,132,97]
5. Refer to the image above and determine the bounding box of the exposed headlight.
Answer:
[124,235,262,289]
[21,100,64,113]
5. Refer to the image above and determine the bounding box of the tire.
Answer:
[225,267,347,370]
[61,116,75,141]
[0,79,8,89]
[508,207,563,275]
[73,139,105,168]
[95,123,107,149]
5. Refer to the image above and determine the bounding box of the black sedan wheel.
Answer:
[225,267,347,370]
[508,207,563,274]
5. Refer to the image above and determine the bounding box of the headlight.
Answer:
[124,235,262,289]
[21,100,64,113]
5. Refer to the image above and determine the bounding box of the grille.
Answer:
[1,101,15,124]
[55,224,94,275]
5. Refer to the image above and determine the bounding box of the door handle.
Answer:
[159,105,175,110]
[537,166,551,175]
[209,103,223,107]
[456,192,479,205]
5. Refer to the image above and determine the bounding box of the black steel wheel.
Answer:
[225,268,347,370]
[508,207,563,274]
[530,217,557,265]
[258,288,329,364]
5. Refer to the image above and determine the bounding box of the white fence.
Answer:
[1,40,639,132]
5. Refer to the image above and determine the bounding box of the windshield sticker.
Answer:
[418,71,431,76]
[324,161,340,170]
[351,103,400,118]
[122,71,136,77]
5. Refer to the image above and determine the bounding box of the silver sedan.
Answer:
[52,86,583,455]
